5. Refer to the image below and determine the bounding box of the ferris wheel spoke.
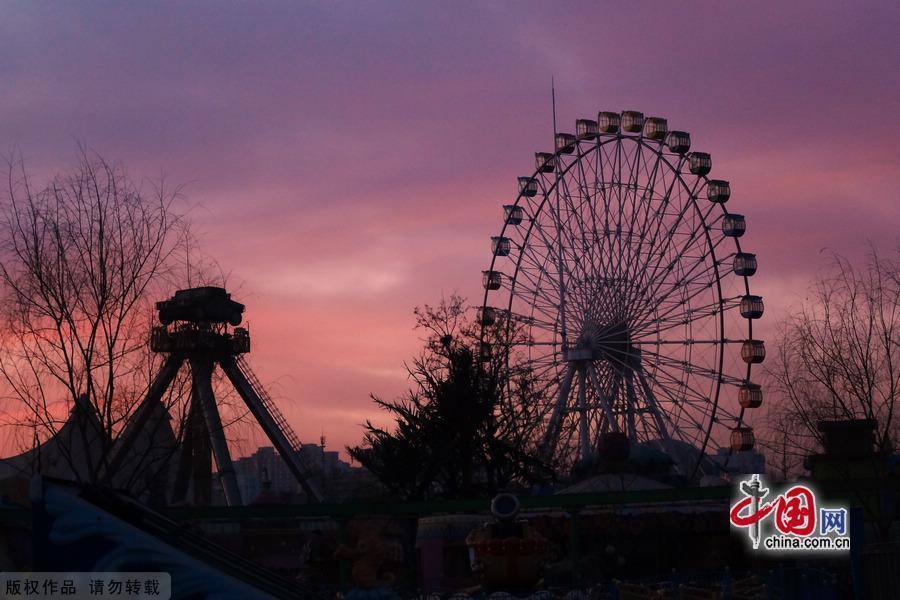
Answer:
[525,354,563,372]
[654,288,739,313]
[506,310,558,331]
[522,201,583,288]
[515,238,558,280]
[544,321,725,397]
[633,184,705,295]
[520,197,567,281]
[615,143,642,282]
[519,356,565,384]
[630,299,731,340]
[637,367,713,440]
[630,271,717,333]
[597,143,618,271]
[649,157,701,236]
[510,251,561,308]
[510,340,559,347]
[556,183,603,293]
[516,302,560,331]
[516,226,560,276]
[638,367,706,423]
[570,166,609,292]
[625,144,665,244]
[647,271,723,319]
[645,349,744,391]
[622,153,690,313]
[510,295,559,333]
[550,154,576,348]
[620,144,646,263]
[640,350,725,385]
[650,292,740,322]
[633,339,740,345]
[638,355,710,402]
[620,143,667,284]
[629,236,731,328]
[610,138,628,278]
[638,228,708,304]
[580,147,606,232]
[641,198,723,298]
[511,264,559,313]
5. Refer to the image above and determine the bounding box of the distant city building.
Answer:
[298,441,344,478]
[218,443,383,505]
[232,446,302,504]
[711,447,765,475]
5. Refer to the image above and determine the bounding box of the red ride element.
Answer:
[730,485,817,536]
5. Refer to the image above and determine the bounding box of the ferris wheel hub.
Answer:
[566,322,639,369]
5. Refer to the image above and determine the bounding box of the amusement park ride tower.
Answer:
[109,287,321,505]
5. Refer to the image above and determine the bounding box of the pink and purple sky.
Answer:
[2,1,899,456]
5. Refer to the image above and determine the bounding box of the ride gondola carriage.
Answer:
[667,130,691,154]
[504,204,524,225]
[722,214,746,237]
[731,427,755,452]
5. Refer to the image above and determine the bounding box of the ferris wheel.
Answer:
[479,110,764,479]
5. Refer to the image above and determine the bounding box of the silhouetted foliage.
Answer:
[348,295,551,500]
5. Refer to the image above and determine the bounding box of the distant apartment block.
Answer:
[216,444,383,504]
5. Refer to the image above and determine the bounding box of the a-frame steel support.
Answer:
[104,287,322,505]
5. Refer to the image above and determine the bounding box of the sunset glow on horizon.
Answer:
[2,1,899,458]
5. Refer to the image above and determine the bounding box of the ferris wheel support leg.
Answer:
[577,366,590,461]
[190,357,243,507]
[539,363,576,459]
[587,364,619,436]
[636,368,671,443]
[624,373,639,441]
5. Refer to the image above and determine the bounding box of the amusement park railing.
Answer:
[235,355,305,453]
[221,354,322,500]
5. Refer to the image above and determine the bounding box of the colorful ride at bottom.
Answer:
[466,494,553,591]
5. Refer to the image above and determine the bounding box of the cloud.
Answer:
[259,261,409,299]
[2,1,898,457]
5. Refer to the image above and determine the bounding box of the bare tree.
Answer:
[763,249,900,463]
[758,248,900,540]
[0,150,189,494]
[757,398,810,481]
[761,248,900,477]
